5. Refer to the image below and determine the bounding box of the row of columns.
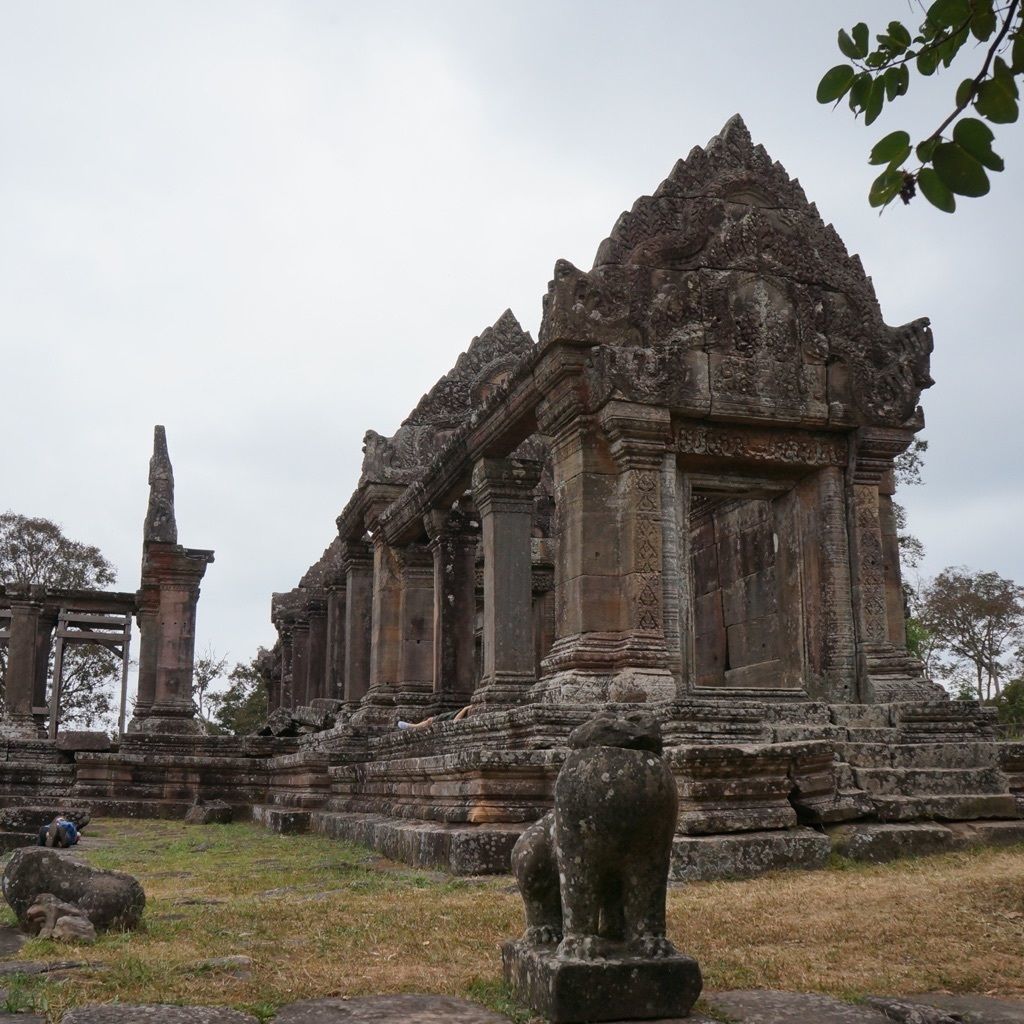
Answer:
[0,586,56,736]
[270,408,921,721]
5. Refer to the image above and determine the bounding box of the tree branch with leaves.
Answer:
[818,0,1022,211]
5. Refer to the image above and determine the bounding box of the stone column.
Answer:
[278,622,295,711]
[535,400,676,703]
[133,584,160,719]
[812,466,859,702]
[470,457,543,707]
[424,506,479,709]
[351,535,403,724]
[1,585,47,737]
[324,580,346,701]
[848,427,936,702]
[341,539,373,707]
[291,618,311,708]
[129,543,213,734]
[878,469,907,650]
[393,543,435,719]
[33,606,57,732]
[306,596,328,704]
[267,645,283,712]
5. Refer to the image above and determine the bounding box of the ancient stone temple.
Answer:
[1,118,1021,878]
[253,116,1021,875]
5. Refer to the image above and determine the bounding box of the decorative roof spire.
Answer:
[144,425,177,545]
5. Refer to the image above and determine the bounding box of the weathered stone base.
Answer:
[529,669,677,705]
[311,811,525,874]
[670,828,831,881]
[502,941,702,1023]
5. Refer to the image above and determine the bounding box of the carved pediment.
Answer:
[540,115,934,428]
[359,309,535,485]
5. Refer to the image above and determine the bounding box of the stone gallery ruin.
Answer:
[3,116,1022,878]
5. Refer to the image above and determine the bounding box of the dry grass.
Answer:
[0,819,1021,1021]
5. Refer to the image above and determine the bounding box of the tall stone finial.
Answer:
[144,425,177,545]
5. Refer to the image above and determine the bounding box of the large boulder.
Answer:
[2,848,144,931]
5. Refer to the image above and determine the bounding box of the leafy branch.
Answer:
[817,0,1023,212]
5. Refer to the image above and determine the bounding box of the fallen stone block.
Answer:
[3,847,145,932]
[25,893,97,943]
[262,708,299,737]
[184,799,233,825]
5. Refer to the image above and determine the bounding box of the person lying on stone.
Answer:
[37,816,79,848]
[397,706,471,731]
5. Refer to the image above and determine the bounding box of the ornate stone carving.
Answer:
[504,712,702,1021]
[359,309,535,486]
[538,115,934,428]
[675,425,847,467]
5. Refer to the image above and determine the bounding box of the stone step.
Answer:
[772,724,845,743]
[841,741,1000,770]
[871,792,1019,822]
[854,765,1009,797]
[845,727,898,743]
[829,704,892,729]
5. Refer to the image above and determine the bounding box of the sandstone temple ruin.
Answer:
[1,116,1021,877]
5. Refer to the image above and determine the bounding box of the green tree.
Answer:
[0,511,119,727]
[993,676,1024,734]
[192,645,228,732]
[921,567,1024,699]
[206,651,270,736]
[817,0,1023,211]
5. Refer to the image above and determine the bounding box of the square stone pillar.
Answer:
[534,400,676,704]
[306,596,328,703]
[848,427,940,702]
[393,543,435,719]
[1,585,48,737]
[813,466,859,702]
[351,536,403,724]
[470,457,543,708]
[341,539,373,708]
[425,506,479,708]
[133,584,160,718]
[325,581,346,701]
[129,542,213,735]
[291,619,311,708]
[277,623,295,710]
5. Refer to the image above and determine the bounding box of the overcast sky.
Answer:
[3,2,1021,694]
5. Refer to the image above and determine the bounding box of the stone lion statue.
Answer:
[511,710,679,961]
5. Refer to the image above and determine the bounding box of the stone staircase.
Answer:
[833,702,1019,823]
[0,740,75,805]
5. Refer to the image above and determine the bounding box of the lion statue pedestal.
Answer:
[502,711,702,1023]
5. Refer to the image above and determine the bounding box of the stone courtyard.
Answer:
[1,118,1023,1021]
